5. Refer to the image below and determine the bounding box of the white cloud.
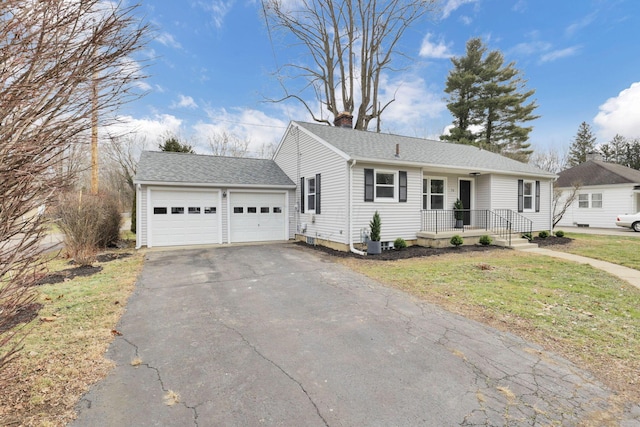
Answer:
[459,15,473,25]
[171,95,198,109]
[566,12,597,37]
[441,0,478,19]
[510,40,552,56]
[539,46,580,63]
[377,75,447,133]
[104,114,184,144]
[419,33,454,59]
[156,32,182,49]
[594,82,640,139]
[197,0,235,29]
[512,0,527,12]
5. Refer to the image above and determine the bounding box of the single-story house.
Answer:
[555,159,640,229]
[134,115,556,251]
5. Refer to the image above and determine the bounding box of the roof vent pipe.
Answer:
[395,143,400,157]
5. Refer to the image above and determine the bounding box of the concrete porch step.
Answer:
[494,236,538,249]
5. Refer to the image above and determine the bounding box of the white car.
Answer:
[615,212,640,232]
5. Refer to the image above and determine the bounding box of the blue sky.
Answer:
[116,0,640,157]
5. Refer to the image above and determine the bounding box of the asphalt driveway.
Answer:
[73,243,639,426]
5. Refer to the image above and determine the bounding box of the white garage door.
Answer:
[230,192,286,243]
[150,189,220,247]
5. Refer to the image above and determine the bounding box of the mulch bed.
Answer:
[36,265,103,285]
[297,235,573,261]
[0,303,44,333]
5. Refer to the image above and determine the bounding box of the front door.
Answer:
[459,180,471,225]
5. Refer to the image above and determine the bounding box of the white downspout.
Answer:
[349,159,366,256]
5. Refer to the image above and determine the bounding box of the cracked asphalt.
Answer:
[72,243,640,426]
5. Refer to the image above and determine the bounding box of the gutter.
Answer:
[349,159,366,256]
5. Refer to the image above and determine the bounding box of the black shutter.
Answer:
[517,179,524,213]
[315,173,321,214]
[364,169,374,202]
[535,180,540,212]
[399,171,407,202]
[300,177,305,213]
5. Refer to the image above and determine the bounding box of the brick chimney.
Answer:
[586,152,603,162]
[333,112,353,128]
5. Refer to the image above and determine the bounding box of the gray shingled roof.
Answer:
[295,121,555,177]
[134,151,295,187]
[556,160,640,187]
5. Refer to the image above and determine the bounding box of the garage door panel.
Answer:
[150,189,220,247]
[230,193,285,243]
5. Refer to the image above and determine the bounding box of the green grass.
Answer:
[0,248,145,426]
[553,233,640,270]
[341,249,640,402]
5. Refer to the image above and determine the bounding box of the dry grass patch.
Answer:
[0,247,145,426]
[339,250,640,405]
[552,233,640,271]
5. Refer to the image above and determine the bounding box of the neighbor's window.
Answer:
[154,207,167,214]
[307,177,316,211]
[376,171,395,199]
[578,194,589,208]
[171,207,184,214]
[423,178,445,209]
[591,193,603,208]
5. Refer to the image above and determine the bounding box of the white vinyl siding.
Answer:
[352,163,422,244]
[490,175,552,231]
[274,125,349,244]
[556,184,637,228]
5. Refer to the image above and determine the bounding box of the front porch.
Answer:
[418,209,535,248]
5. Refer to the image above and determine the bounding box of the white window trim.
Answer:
[306,177,316,213]
[375,170,397,202]
[422,176,447,210]
[523,180,535,212]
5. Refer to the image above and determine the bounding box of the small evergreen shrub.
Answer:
[450,235,463,247]
[538,230,550,239]
[479,235,492,246]
[394,237,407,250]
[554,230,565,238]
[369,211,381,242]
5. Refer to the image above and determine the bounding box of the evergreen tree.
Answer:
[441,38,538,162]
[159,137,194,153]
[567,122,596,166]
[599,134,627,164]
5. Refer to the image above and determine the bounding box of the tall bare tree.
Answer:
[263,0,438,130]
[0,0,149,371]
[207,131,250,157]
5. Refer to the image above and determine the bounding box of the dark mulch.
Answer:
[0,303,44,333]
[36,265,103,285]
[532,235,573,247]
[296,241,507,260]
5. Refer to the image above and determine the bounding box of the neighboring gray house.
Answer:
[134,117,556,250]
[555,159,640,229]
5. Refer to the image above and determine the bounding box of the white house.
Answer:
[555,159,640,229]
[134,116,556,251]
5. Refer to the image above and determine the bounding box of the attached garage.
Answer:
[229,192,287,243]
[134,151,296,248]
[150,188,221,247]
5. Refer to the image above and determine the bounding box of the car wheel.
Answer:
[633,222,640,232]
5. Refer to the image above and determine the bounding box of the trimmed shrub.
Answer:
[450,235,463,247]
[393,237,407,250]
[479,235,492,246]
[538,230,550,239]
[554,230,565,238]
[56,192,122,265]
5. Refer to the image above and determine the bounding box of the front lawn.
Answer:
[0,248,144,426]
[339,249,640,405]
[547,232,640,271]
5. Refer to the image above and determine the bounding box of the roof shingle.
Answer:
[556,160,640,187]
[294,121,555,177]
[134,151,295,187]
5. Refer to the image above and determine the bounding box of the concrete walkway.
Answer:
[517,246,640,290]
